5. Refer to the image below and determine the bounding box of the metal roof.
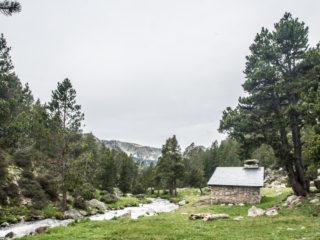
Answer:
[207,167,264,187]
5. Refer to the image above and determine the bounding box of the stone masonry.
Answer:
[210,185,262,204]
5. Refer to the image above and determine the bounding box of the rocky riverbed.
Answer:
[0,198,179,239]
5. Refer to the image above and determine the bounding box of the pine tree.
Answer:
[219,13,320,196]
[156,135,184,196]
[48,78,84,210]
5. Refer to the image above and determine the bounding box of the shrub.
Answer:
[4,183,20,205]
[14,151,32,169]
[73,196,87,210]
[0,188,7,205]
[79,183,96,200]
[36,175,58,201]
[18,173,48,210]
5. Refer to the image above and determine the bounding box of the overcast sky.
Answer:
[2,0,320,149]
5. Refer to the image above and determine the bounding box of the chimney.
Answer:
[244,159,259,169]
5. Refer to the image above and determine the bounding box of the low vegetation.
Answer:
[17,188,320,240]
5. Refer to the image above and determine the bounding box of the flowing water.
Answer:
[0,198,179,239]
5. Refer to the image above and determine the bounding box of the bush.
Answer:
[0,152,8,183]
[36,175,58,201]
[73,196,87,210]
[14,151,32,169]
[0,188,7,205]
[18,173,48,210]
[100,193,118,204]
[4,183,20,205]
[132,183,145,195]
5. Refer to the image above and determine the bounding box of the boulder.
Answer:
[282,195,301,207]
[79,210,88,216]
[265,208,278,216]
[238,203,244,206]
[5,232,15,239]
[248,206,265,217]
[228,203,233,206]
[178,200,186,206]
[64,209,82,219]
[87,199,106,211]
[0,222,9,228]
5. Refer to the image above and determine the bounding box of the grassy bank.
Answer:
[19,188,320,240]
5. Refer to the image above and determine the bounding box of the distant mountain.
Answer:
[102,140,162,165]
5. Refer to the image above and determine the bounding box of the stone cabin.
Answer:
[207,160,264,204]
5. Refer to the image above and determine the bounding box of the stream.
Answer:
[0,198,179,239]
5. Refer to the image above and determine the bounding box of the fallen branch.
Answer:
[189,213,229,221]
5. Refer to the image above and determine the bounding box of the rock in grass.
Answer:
[282,195,301,207]
[265,208,278,216]
[310,199,319,204]
[178,200,186,206]
[35,226,50,235]
[248,206,265,217]
[233,216,244,221]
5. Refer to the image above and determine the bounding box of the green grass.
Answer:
[18,188,320,240]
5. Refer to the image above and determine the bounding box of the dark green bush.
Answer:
[0,152,8,183]
[18,174,48,210]
[13,149,33,169]
[73,196,87,209]
[0,188,7,205]
[79,183,96,200]
[36,175,58,201]
[132,183,145,195]
[4,183,20,205]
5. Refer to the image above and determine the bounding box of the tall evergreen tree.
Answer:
[219,13,320,196]
[156,135,184,196]
[48,78,84,210]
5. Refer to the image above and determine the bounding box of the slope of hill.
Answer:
[102,140,162,165]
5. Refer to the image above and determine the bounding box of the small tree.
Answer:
[156,135,184,196]
[48,78,84,210]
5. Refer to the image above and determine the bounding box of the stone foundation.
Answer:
[210,185,262,204]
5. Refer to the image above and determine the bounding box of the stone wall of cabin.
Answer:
[210,185,262,204]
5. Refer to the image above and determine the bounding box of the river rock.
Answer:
[79,210,88,216]
[248,206,265,217]
[118,210,131,218]
[178,200,186,206]
[310,198,319,204]
[35,226,50,234]
[5,232,15,238]
[64,209,82,219]
[87,199,106,211]
[0,222,9,228]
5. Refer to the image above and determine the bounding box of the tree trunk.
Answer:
[199,187,203,196]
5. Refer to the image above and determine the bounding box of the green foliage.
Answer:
[73,196,87,210]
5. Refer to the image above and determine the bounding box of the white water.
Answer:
[0,198,178,239]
